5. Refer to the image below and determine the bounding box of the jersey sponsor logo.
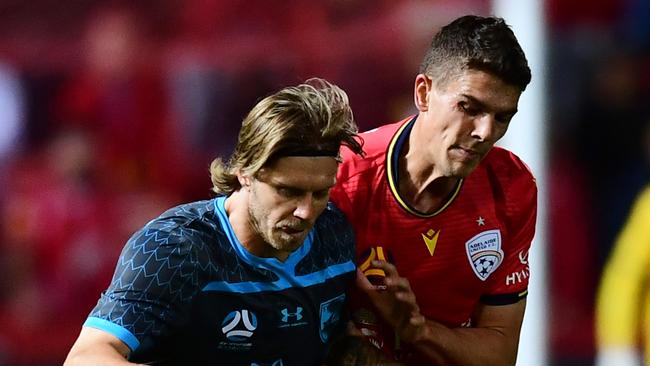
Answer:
[279,306,308,328]
[506,249,530,286]
[519,249,529,264]
[220,309,257,342]
[465,229,504,281]
[506,267,530,286]
[319,293,346,342]
[421,229,440,256]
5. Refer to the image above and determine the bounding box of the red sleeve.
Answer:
[482,152,537,305]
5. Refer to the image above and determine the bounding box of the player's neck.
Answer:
[224,192,290,262]
[399,145,459,213]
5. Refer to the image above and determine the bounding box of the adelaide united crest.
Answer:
[465,229,504,281]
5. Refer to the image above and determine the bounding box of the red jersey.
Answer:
[330,116,537,357]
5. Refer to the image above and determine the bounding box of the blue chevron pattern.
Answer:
[86,198,355,364]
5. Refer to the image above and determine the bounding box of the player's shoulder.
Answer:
[317,202,354,232]
[482,146,536,185]
[305,202,355,267]
[636,185,650,206]
[624,185,650,222]
[480,147,537,213]
[315,203,355,249]
[108,200,223,295]
[339,119,407,178]
[154,199,217,224]
[129,199,223,251]
[358,119,407,154]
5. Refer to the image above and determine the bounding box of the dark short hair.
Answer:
[420,15,531,91]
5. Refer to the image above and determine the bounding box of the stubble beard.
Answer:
[446,150,485,178]
[451,161,477,178]
[247,201,304,254]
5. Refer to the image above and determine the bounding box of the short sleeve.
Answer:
[481,154,537,305]
[84,221,207,351]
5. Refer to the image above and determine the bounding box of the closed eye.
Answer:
[458,101,481,117]
[313,188,330,200]
[277,187,302,198]
[495,112,515,124]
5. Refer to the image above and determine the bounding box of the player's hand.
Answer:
[355,261,427,344]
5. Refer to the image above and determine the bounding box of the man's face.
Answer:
[416,69,521,178]
[246,156,338,257]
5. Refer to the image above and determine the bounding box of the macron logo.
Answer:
[422,229,440,256]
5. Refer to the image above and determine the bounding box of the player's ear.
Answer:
[414,74,431,112]
[236,172,252,188]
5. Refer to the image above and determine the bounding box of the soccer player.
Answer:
[64,78,364,365]
[596,184,650,366]
[330,15,536,365]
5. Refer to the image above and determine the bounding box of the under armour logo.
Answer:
[281,307,303,322]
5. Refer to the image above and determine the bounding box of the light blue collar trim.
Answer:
[213,196,313,275]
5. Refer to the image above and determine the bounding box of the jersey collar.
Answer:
[213,196,312,273]
[386,115,463,217]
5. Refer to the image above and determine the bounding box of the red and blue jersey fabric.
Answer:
[330,116,537,360]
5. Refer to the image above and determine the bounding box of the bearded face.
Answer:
[243,156,338,258]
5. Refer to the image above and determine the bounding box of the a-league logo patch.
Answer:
[465,229,504,281]
[221,309,257,342]
[218,309,258,351]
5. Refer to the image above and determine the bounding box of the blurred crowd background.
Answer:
[0,0,649,365]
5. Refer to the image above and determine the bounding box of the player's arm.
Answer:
[65,219,202,366]
[64,327,145,366]
[357,261,524,366]
[409,299,524,366]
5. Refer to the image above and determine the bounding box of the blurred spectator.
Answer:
[595,122,650,366]
[571,47,650,267]
[546,2,650,365]
[0,129,118,365]
[0,62,24,165]
[54,5,198,198]
[620,0,650,50]
[0,128,176,365]
[547,143,598,366]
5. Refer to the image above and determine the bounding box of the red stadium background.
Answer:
[0,0,649,365]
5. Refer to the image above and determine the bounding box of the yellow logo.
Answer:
[359,247,389,277]
[422,229,440,256]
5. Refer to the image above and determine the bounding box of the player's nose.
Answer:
[471,114,497,142]
[293,194,315,220]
